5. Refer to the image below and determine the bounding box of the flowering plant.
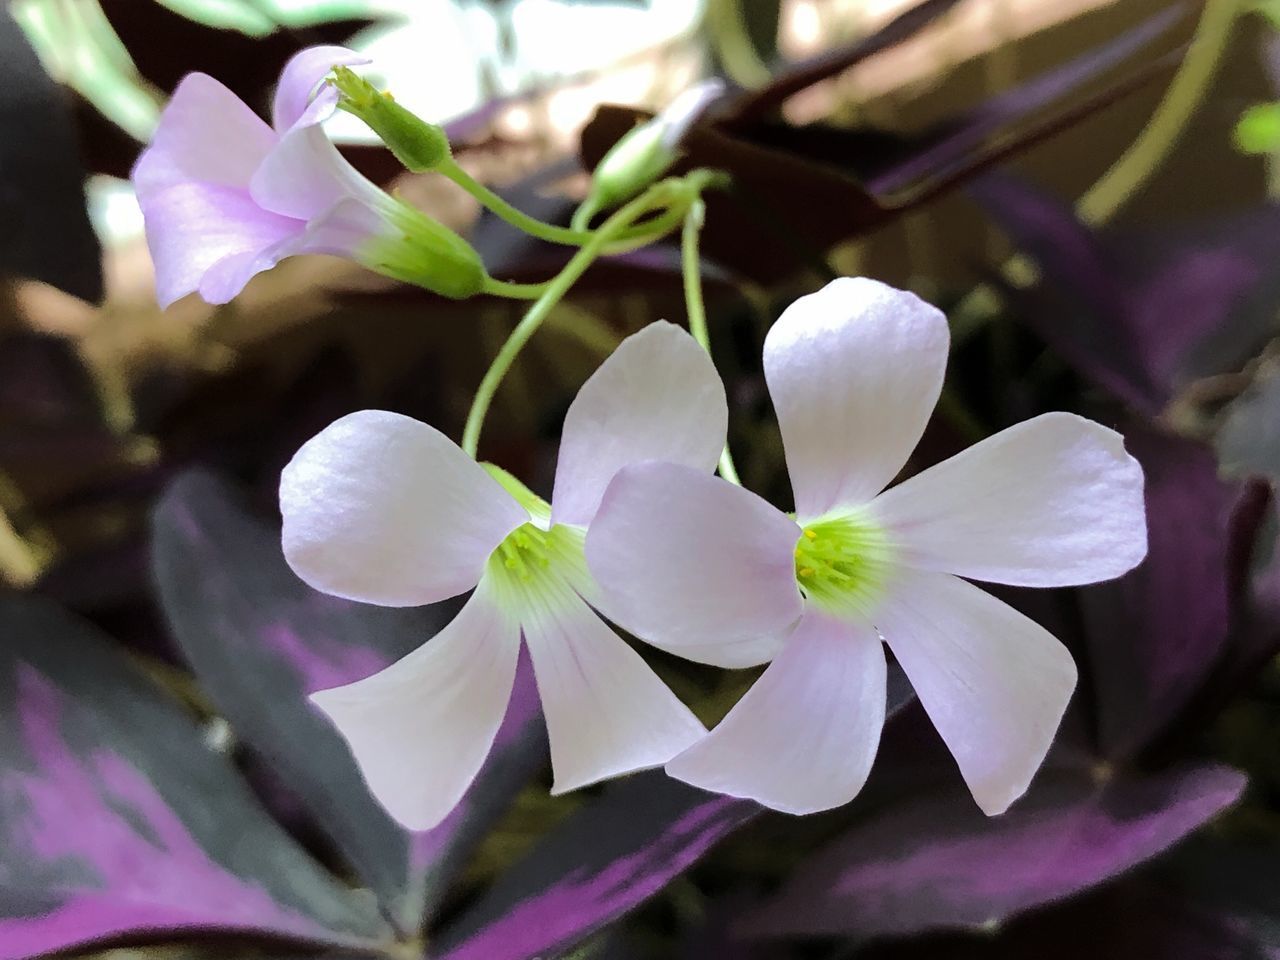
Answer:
[0,3,1277,959]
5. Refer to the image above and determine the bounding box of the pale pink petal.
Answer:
[764,278,949,519]
[311,577,521,830]
[551,321,727,527]
[874,567,1077,816]
[586,462,802,668]
[280,410,527,607]
[656,78,726,149]
[131,73,275,194]
[871,412,1148,587]
[137,181,298,307]
[666,611,886,815]
[251,123,377,220]
[273,45,368,132]
[520,579,706,793]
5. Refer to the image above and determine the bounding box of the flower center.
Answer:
[486,521,588,610]
[793,513,894,618]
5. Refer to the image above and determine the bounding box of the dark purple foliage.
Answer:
[438,775,762,960]
[0,596,390,957]
[972,177,1280,414]
[151,470,546,931]
[739,761,1244,941]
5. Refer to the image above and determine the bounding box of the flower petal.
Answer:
[666,611,886,815]
[273,45,368,132]
[520,579,706,794]
[871,412,1148,587]
[586,462,802,668]
[310,578,521,830]
[251,124,377,220]
[550,321,727,527]
[873,567,1077,816]
[131,73,275,194]
[656,78,726,149]
[764,278,949,519]
[280,410,527,606]
[138,181,298,307]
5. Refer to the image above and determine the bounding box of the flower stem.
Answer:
[482,277,553,299]
[1077,0,1240,226]
[437,157,596,247]
[681,196,741,485]
[461,182,683,457]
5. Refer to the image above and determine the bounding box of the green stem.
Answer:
[482,277,553,299]
[438,157,595,246]
[681,197,742,485]
[954,0,1241,343]
[462,184,681,457]
[1077,0,1240,225]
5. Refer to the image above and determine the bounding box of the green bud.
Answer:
[585,79,724,213]
[360,195,487,299]
[1234,102,1280,156]
[331,65,451,172]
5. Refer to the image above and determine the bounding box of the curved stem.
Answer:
[482,277,552,299]
[1077,0,1240,226]
[462,185,682,457]
[681,197,741,485]
[438,158,595,246]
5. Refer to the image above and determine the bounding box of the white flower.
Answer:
[280,323,726,830]
[586,278,1148,817]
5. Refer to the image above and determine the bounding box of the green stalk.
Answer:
[681,197,742,485]
[461,184,681,457]
[1077,0,1241,226]
[437,157,596,246]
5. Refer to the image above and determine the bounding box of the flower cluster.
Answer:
[135,46,1148,832]
[282,278,1146,828]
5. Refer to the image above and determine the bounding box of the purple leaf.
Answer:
[151,470,545,933]
[1079,429,1240,759]
[435,675,917,960]
[739,760,1244,941]
[0,595,390,959]
[973,177,1280,415]
[0,12,102,301]
[724,0,966,124]
[1218,372,1280,481]
[436,775,761,960]
[851,874,1269,959]
[581,6,1179,284]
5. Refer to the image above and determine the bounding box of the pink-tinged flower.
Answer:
[586,278,1148,817]
[280,323,726,830]
[132,46,484,307]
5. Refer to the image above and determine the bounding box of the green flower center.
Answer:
[793,513,894,618]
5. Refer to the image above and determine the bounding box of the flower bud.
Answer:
[586,79,725,212]
[331,65,451,172]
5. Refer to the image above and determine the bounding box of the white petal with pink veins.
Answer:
[872,412,1148,587]
[311,577,521,831]
[281,410,527,607]
[587,462,803,667]
[520,578,706,794]
[666,610,886,814]
[874,567,1078,816]
[551,321,726,528]
[764,277,949,520]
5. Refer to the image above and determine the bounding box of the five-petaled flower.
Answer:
[132,46,484,307]
[586,278,1148,817]
[280,323,726,830]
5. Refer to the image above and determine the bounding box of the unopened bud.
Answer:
[331,66,451,172]
[587,79,725,211]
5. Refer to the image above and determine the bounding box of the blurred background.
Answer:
[1,1,1279,959]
